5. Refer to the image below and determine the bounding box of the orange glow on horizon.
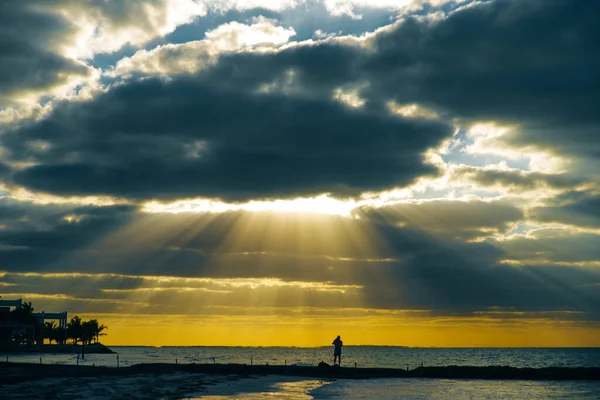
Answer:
[82,313,600,348]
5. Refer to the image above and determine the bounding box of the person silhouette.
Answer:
[332,335,343,366]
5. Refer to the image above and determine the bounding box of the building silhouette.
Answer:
[0,298,67,350]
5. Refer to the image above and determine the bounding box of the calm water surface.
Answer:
[309,378,600,399]
[3,346,600,369]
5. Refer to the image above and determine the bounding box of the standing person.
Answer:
[332,335,343,366]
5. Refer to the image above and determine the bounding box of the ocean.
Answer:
[3,347,600,399]
[6,346,599,369]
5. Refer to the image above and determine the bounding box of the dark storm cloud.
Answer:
[206,0,600,159]
[530,191,600,228]
[362,261,600,317]
[0,202,136,270]
[0,0,90,105]
[366,0,600,123]
[452,165,584,191]
[5,0,597,200]
[358,199,523,240]
[4,78,453,201]
[0,162,11,177]
[0,272,144,303]
[198,0,600,124]
[201,41,364,97]
[362,0,600,162]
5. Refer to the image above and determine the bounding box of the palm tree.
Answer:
[82,320,96,345]
[12,302,36,325]
[54,327,67,345]
[11,302,39,347]
[82,319,108,344]
[65,316,109,358]
[44,321,57,344]
[95,323,107,344]
[67,316,83,345]
[67,315,86,358]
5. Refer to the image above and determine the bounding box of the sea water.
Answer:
[4,346,599,369]
[308,378,600,399]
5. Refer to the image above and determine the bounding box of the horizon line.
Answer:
[102,345,600,349]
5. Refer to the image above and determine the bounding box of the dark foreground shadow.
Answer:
[1,362,598,385]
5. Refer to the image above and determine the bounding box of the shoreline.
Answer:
[1,362,598,384]
[1,343,115,355]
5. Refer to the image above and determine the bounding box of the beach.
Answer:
[0,369,329,399]
[1,369,600,399]
[1,361,600,399]
[1,347,600,398]
[0,363,330,400]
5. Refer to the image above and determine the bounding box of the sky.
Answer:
[1,0,599,347]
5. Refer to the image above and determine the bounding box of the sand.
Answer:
[182,376,332,399]
[1,362,598,399]
[0,372,216,399]
[0,371,329,399]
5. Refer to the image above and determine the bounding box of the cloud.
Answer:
[361,261,600,316]
[359,198,523,240]
[360,0,600,166]
[0,1,91,106]
[3,75,454,201]
[366,0,599,121]
[52,0,208,59]
[497,227,600,265]
[111,18,296,77]
[322,0,471,19]
[0,200,136,270]
[449,164,584,194]
[206,0,303,13]
[159,0,600,165]
[0,204,598,319]
[0,0,209,110]
[0,271,363,314]
[530,191,600,229]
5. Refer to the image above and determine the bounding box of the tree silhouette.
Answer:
[44,321,57,344]
[10,302,40,347]
[67,316,86,358]
[12,302,36,326]
[6,302,108,349]
[67,316,83,345]
[95,323,107,344]
[82,320,95,345]
[81,319,107,344]
[55,327,67,345]
[65,316,109,358]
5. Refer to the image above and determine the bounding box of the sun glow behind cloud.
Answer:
[464,123,569,174]
[56,0,208,60]
[142,195,359,216]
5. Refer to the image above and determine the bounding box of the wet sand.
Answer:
[0,363,324,400]
[1,362,598,399]
[1,362,599,384]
